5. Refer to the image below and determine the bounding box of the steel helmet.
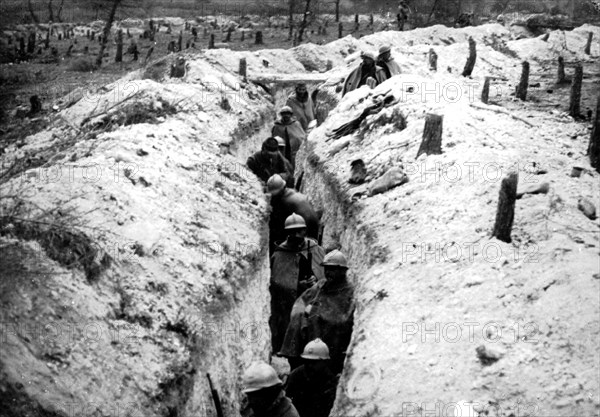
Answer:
[284,213,307,230]
[360,51,376,61]
[274,136,286,147]
[280,105,293,114]
[379,45,391,55]
[301,338,330,360]
[267,174,286,195]
[242,362,282,393]
[321,249,348,268]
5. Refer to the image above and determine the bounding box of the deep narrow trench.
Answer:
[229,81,367,415]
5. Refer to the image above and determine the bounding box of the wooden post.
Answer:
[491,171,518,243]
[569,64,583,118]
[461,36,476,77]
[516,60,530,101]
[115,29,123,63]
[557,56,566,84]
[255,31,263,44]
[144,46,154,65]
[416,114,443,159]
[584,32,593,55]
[481,76,491,104]
[428,48,437,71]
[338,22,343,39]
[209,33,215,49]
[589,95,600,173]
[239,58,247,80]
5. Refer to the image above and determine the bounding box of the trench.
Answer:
[225,80,374,416]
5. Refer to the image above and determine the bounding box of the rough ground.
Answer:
[1,19,599,417]
[294,24,600,417]
[0,55,274,417]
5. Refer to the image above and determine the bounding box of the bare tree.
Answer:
[96,0,123,68]
[27,0,40,25]
[335,0,341,22]
[297,0,312,43]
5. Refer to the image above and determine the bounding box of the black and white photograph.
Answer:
[0,0,599,416]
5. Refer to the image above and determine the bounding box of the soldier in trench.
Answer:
[241,362,300,417]
[377,45,402,78]
[271,106,306,170]
[246,137,294,188]
[285,83,315,132]
[270,213,325,355]
[342,51,388,97]
[284,338,338,417]
[279,250,355,374]
[266,174,320,256]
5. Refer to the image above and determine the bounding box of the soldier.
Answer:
[247,137,294,188]
[377,45,402,78]
[270,214,325,354]
[285,339,338,417]
[267,174,320,255]
[285,83,315,132]
[279,250,355,373]
[271,106,306,170]
[242,362,299,417]
[342,51,387,97]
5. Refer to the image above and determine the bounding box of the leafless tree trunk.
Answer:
[28,0,40,25]
[57,0,66,22]
[427,0,440,24]
[335,0,340,22]
[288,0,294,40]
[48,0,55,22]
[297,0,311,43]
[96,0,122,68]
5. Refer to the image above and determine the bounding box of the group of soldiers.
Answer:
[240,44,402,417]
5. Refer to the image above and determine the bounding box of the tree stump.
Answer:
[338,22,343,39]
[144,46,154,65]
[132,45,138,61]
[45,29,50,49]
[19,37,25,55]
[540,33,549,41]
[65,44,73,57]
[203,27,208,38]
[170,57,186,78]
[481,76,492,104]
[428,48,437,71]
[27,32,36,54]
[416,114,443,159]
[167,40,176,53]
[491,171,518,243]
[569,64,583,118]
[186,40,190,49]
[461,37,476,77]
[115,29,123,63]
[516,60,530,101]
[239,58,247,80]
[127,29,131,38]
[91,31,95,41]
[209,33,215,49]
[557,56,566,84]
[225,26,233,42]
[584,32,593,55]
[241,31,245,42]
[589,95,600,173]
[84,45,89,54]
[29,95,42,115]
[178,31,183,51]
[255,31,263,45]
[192,27,198,39]
[326,59,333,71]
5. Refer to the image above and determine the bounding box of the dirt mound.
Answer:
[297,41,599,417]
[0,54,275,417]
